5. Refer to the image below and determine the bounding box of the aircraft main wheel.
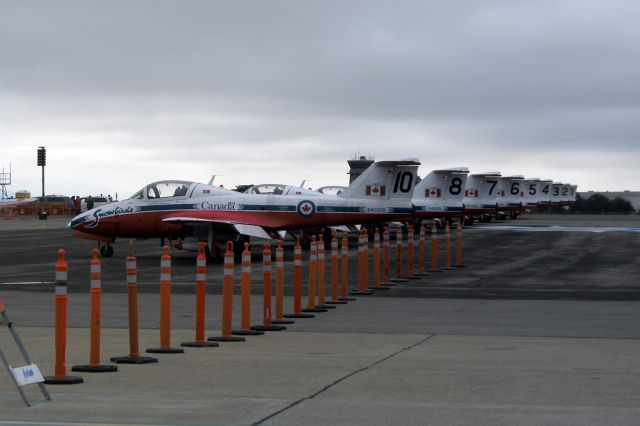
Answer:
[100,244,114,258]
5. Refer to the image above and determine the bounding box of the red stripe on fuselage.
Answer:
[72,209,413,240]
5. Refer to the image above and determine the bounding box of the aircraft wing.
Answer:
[161,216,272,239]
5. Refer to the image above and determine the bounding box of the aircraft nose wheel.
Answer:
[100,244,114,258]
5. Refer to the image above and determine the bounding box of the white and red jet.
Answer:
[69,159,420,257]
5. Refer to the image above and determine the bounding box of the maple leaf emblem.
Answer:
[297,199,316,217]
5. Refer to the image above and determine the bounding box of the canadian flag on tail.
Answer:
[465,189,478,197]
[425,187,441,197]
[366,185,386,196]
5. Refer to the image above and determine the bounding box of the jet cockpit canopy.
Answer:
[128,180,230,200]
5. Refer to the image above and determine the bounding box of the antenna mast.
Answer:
[0,163,11,199]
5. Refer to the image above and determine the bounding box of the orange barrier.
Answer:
[455,221,466,267]
[431,222,442,273]
[381,227,394,286]
[339,233,356,301]
[407,224,419,280]
[209,242,245,342]
[417,223,425,274]
[316,235,335,309]
[353,229,373,295]
[72,249,118,372]
[252,243,286,331]
[232,243,264,335]
[373,228,380,288]
[327,232,347,305]
[363,229,371,292]
[44,249,84,384]
[284,237,315,318]
[391,227,409,282]
[372,228,390,291]
[415,223,429,277]
[147,246,184,353]
[303,236,327,312]
[441,222,454,270]
[182,242,219,347]
[112,241,158,363]
[272,241,295,324]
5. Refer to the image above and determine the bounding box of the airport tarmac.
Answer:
[0,214,639,425]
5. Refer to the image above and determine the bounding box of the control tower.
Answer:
[347,154,374,184]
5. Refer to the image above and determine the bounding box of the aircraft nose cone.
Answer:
[69,212,90,230]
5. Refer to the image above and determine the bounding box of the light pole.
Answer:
[37,146,46,197]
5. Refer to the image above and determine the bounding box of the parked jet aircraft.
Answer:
[462,172,502,223]
[537,179,554,208]
[69,159,420,257]
[569,185,578,207]
[412,168,469,220]
[495,175,525,218]
[550,182,565,208]
[521,178,542,212]
[560,183,574,207]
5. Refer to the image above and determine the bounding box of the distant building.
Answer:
[347,154,374,184]
[580,191,640,211]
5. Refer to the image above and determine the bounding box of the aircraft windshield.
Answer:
[246,184,286,195]
[128,181,194,200]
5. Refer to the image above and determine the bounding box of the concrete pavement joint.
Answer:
[251,334,435,426]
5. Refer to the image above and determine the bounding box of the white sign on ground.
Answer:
[11,364,44,386]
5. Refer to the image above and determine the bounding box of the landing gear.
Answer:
[100,244,114,258]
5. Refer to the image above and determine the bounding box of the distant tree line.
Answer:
[569,193,636,214]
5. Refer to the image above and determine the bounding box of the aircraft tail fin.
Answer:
[413,167,469,202]
[338,159,420,200]
[466,172,502,203]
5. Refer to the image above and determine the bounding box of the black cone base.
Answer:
[373,286,391,291]
[181,341,219,348]
[251,324,287,331]
[110,355,158,364]
[272,319,296,324]
[440,267,455,271]
[317,304,336,309]
[208,335,246,342]
[408,276,422,280]
[302,307,328,313]
[146,347,184,354]
[232,329,264,336]
[390,278,409,283]
[71,364,118,373]
[350,290,374,296]
[283,313,315,318]
[430,270,443,273]
[44,375,84,385]
[326,300,348,305]
[455,264,467,268]
[338,297,357,301]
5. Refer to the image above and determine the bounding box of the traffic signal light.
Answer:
[37,147,46,166]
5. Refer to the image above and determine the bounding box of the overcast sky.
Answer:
[1,0,639,199]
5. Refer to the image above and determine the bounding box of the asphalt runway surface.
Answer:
[1,214,639,300]
[0,214,639,425]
